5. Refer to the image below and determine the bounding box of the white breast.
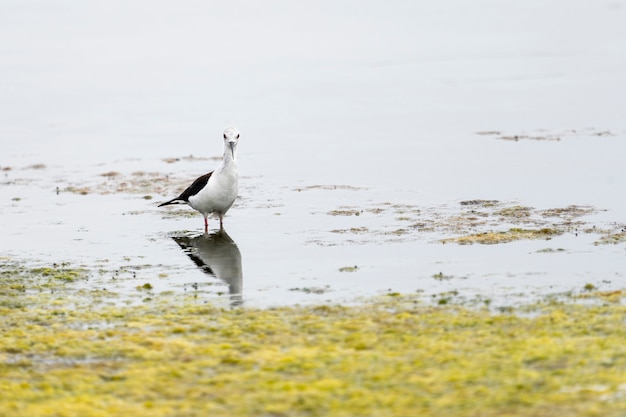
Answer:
[188,165,238,216]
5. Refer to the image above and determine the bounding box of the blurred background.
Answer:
[2,1,625,189]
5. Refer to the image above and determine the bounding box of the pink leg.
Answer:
[219,214,224,230]
[204,215,208,233]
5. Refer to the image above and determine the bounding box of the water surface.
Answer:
[1,0,625,307]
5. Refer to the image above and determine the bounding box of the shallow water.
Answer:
[1,1,625,308]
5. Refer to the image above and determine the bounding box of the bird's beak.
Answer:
[229,142,235,159]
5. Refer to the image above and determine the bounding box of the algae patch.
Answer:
[295,184,368,192]
[316,199,608,246]
[476,128,618,142]
[1,291,626,417]
[1,262,88,289]
[594,228,626,245]
[30,266,86,282]
[0,263,90,309]
[338,265,359,273]
[442,227,563,245]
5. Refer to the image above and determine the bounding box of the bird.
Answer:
[158,127,240,232]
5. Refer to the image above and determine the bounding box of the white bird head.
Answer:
[223,127,240,159]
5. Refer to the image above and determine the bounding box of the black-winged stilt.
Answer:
[159,127,240,232]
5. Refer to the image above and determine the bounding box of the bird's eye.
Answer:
[236,134,240,139]
[223,134,227,139]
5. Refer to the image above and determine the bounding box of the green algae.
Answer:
[328,208,362,216]
[432,272,455,281]
[0,263,88,300]
[1,289,626,417]
[594,230,626,245]
[497,205,533,218]
[317,200,616,246]
[339,266,359,273]
[540,205,596,218]
[460,199,500,207]
[476,128,617,142]
[442,228,563,245]
[30,267,86,282]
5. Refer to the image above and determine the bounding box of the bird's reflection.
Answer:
[172,228,243,306]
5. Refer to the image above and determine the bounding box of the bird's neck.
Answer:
[222,149,238,170]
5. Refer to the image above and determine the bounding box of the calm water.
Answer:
[1,1,625,307]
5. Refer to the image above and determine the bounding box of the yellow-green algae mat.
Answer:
[2,285,626,417]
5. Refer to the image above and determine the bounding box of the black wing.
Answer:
[158,171,213,207]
